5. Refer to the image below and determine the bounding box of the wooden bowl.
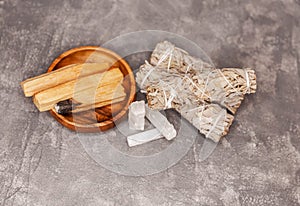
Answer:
[47,46,136,132]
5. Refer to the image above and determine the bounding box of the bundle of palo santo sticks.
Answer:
[21,63,126,116]
[136,41,257,142]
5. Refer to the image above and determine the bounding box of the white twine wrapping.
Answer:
[217,69,242,95]
[140,48,173,88]
[167,46,174,72]
[206,109,226,139]
[244,69,250,94]
[165,89,176,109]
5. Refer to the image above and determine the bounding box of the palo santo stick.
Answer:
[73,82,125,104]
[33,68,123,112]
[21,63,110,97]
[95,101,125,117]
[72,95,126,113]
[55,94,126,115]
[94,84,125,103]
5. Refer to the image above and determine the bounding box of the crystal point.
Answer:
[128,101,146,130]
[127,128,163,147]
[145,106,177,140]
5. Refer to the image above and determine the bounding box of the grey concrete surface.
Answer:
[1,0,300,205]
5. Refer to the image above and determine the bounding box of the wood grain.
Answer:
[33,68,124,111]
[21,63,109,97]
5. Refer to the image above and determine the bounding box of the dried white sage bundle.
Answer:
[136,62,256,114]
[150,41,213,75]
[135,41,257,142]
[148,41,257,114]
[146,85,234,142]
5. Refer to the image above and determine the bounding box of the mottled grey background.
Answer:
[0,0,300,205]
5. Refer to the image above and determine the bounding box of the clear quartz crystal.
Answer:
[127,128,163,147]
[145,106,177,140]
[128,101,146,130]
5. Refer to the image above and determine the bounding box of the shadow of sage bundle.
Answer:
[136,41,257,142]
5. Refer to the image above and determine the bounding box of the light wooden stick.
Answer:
[73,82,125,105]
[33,68,123,112]
[72,95,126,113]
[21,63,110,97]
